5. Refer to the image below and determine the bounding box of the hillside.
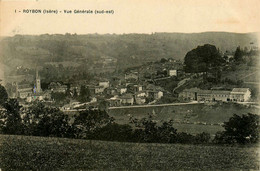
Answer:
[0,32,258,74]
[0,134,259,170]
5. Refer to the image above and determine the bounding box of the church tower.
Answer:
[35,68,42,93]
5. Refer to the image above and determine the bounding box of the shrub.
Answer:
[22,102,75,138]
[195,132,211,144]
[214,113,259,144]
[73,109,114,139]
[0,99,24,135]
[176,132,195,144]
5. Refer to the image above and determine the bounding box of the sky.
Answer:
[1,0,260,36]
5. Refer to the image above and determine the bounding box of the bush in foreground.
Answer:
[214,113,259,144]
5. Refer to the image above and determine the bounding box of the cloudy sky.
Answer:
[1,0,260,36]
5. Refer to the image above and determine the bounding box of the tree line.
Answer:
[0,84,259,145]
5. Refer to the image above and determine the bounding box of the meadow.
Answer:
[0,134,259,170]
[109,102,259,135]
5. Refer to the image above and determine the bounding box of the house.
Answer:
[133,85,143,92]
[120,94,134,105]
[168,69,177,77]
[15,83,32,99]
[49,82,67,93]
[110,77,122,87]
[88,86,105,94]
[99,81,110,88]
[70,84,81,96]
[90,97,98,102]
[135,96,146,105]
[127,84,143,93]
[107,96,121,107]
[179,87,251,102]
[210,90,231,101]
[105,87,117,96]
[180,88,231,102]
[197,90,215,101]
[179,88,200,100]
[135,91,147,97]
[27,93,44,102]
[117,86,127,94]
[148,90,163,100]
[125,72,139,80]
[230,88,251,102]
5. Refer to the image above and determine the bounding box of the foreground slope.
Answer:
[0,135,259,170]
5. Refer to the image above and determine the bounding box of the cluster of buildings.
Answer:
[9,69,165,107]
[85,72,164,106]
[9,70,53,102]
[179,87,251,102]
[105,85,163,106]
[7,57,253,109]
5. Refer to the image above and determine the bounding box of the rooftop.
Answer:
[231,88,250,93]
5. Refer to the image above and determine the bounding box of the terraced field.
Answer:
[0,135,259,170]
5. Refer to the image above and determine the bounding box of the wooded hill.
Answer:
[0,32,258,73]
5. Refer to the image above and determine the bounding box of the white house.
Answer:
[168,69,177,77]
[116,87,127,94]
[99,81,110,88]
[230,88,251,102]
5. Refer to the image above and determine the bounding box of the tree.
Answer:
[0,99,23,135]
[130,114,177,143]
[184,44,224,73]
[0,84,8,106]
[157,120,178,143]
[65,84,71,96]
[234,46,243,62]
[176,132,195,144]
[214,113,259,144]
[22,102,74,138]
[73,109,114,139]
[51,92,66,102]
[195,132,211,144]
[78,85,90,102]
[98,100,109,112]
[160,58,168,63]
[73,88,78,98]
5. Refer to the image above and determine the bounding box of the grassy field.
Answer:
[109,103,259,135]
[221,65,259,82]
[0,135,259,170]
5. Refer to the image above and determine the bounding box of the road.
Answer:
[172,78,190,93]
[243,82,260,85]
[109,101,203,109]
[61,101,203,112]
[241,71,258,80]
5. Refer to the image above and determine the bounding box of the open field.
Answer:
[0,135,259,170]
[109,103,259,135]
[222,65,259,82]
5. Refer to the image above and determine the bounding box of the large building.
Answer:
[179,88,251,102]
[230,88,251,102]
[15,83,32,99]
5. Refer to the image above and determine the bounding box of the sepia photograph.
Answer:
[0,0,259,170]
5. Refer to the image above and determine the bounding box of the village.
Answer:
[5,50,254,112]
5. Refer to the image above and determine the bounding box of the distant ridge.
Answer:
[0,32,258,70]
